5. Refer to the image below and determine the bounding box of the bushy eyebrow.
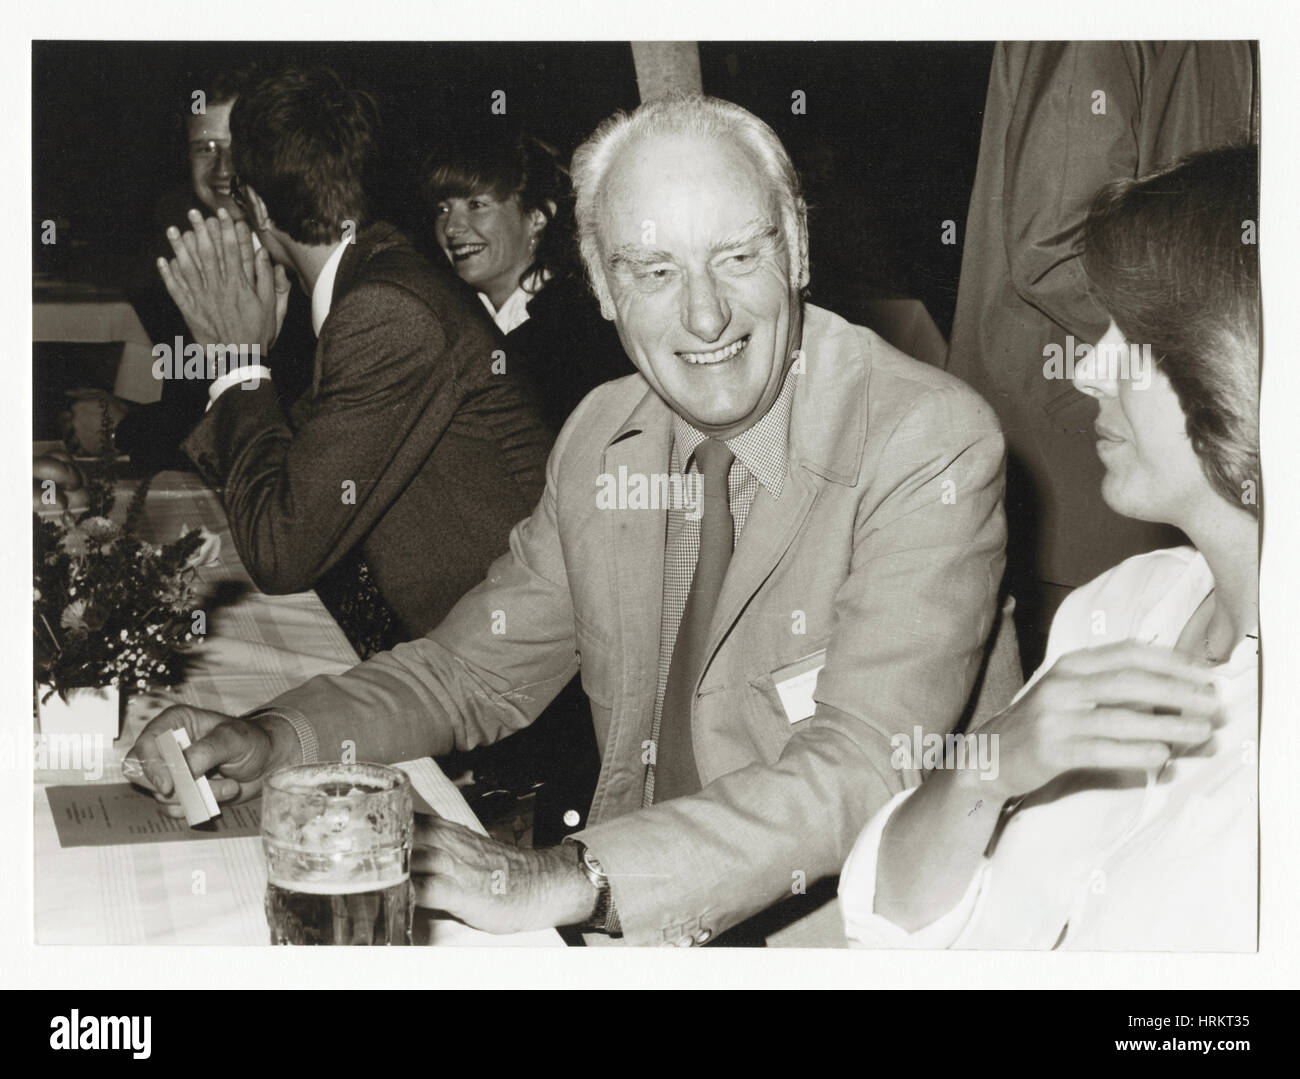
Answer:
[712,221,781,253]
[607,219,780,268]
[607,245,675,269]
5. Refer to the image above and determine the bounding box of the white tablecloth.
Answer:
[33,297,163,404]
[34,470,562,947]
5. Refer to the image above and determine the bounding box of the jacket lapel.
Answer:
[703,466,818,666]
[702,305,872,668]
[303,223,402,405]
[329,222,394,306]
[599,388,673,772]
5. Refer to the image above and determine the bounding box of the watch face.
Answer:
[582,848,606,879]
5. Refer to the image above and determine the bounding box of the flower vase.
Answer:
[36,683,122,741]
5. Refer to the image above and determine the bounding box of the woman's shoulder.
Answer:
[512,276,633,372]
[520,272,603,325]
[1076,545,1200,595]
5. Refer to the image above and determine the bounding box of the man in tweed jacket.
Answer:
[165,67,551,641]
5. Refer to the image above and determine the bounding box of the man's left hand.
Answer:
[410,815,597,935]
[157,207,288,354]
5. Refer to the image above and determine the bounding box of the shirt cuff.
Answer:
[838,786,989,948]
[242,706,319,765]
[207,364,273,409]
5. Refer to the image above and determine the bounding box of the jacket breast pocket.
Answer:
[744,647,828,763]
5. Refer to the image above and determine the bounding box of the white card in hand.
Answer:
[157,728,220,825]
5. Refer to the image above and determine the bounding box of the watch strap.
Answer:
[567,839,622,937]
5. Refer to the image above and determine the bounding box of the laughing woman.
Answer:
[424,131,631,431]
[840,145,1260,951]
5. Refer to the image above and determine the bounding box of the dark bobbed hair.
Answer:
[423,130,579,291]
[231,65,378,246]
[1081,144,1260,516]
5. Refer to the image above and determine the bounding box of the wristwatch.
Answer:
[568,839,622,937]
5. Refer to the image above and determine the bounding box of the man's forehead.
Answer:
[597,130,777,242]
[188,101,234,141]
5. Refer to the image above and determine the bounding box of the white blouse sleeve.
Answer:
[838,787,992,948]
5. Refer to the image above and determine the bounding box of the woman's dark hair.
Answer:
[423,130,579,291]
[1082,144,1260,516]
[231,65,378,246]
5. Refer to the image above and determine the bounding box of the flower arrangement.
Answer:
[33,431,220,702]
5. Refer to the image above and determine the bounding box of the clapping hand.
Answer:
[157,207,290,355]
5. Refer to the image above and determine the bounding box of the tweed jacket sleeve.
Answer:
[181,266,499,597]
[246,406,584,764]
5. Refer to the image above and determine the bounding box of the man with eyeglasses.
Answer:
[130,89,1008,948]
[60,64,314,471]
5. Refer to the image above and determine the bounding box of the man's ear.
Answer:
[593,273,617,321]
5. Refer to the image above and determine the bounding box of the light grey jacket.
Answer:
[258,303,1008,945]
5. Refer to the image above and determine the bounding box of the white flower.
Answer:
[60,599,89,633]
[179,524,222,569]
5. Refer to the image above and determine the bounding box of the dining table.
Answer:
[33,279,162,404]
[32,458,563,947]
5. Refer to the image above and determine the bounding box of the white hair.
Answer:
[570,93,810,317]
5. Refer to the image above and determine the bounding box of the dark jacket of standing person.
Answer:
[944,41,1257,662]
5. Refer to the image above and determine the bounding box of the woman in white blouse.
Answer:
[840,145,1260,952]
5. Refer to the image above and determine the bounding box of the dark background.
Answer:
[32,40,993,337]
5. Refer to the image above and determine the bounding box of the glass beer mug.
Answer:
[261,762,414,945]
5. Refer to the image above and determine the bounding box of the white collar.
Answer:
[480,268,550,335]
[310,241,351,337]
[1141,548,1258,678]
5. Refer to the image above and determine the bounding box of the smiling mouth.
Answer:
[677,335,750,366]
[449,242,487,262]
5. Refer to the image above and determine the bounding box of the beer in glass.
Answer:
[261,762,414,945]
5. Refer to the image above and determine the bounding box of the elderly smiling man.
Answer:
[128,94,1007,946]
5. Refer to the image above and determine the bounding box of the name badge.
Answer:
[772,650,826,724]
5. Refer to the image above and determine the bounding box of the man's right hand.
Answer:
[124,705,297,817]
